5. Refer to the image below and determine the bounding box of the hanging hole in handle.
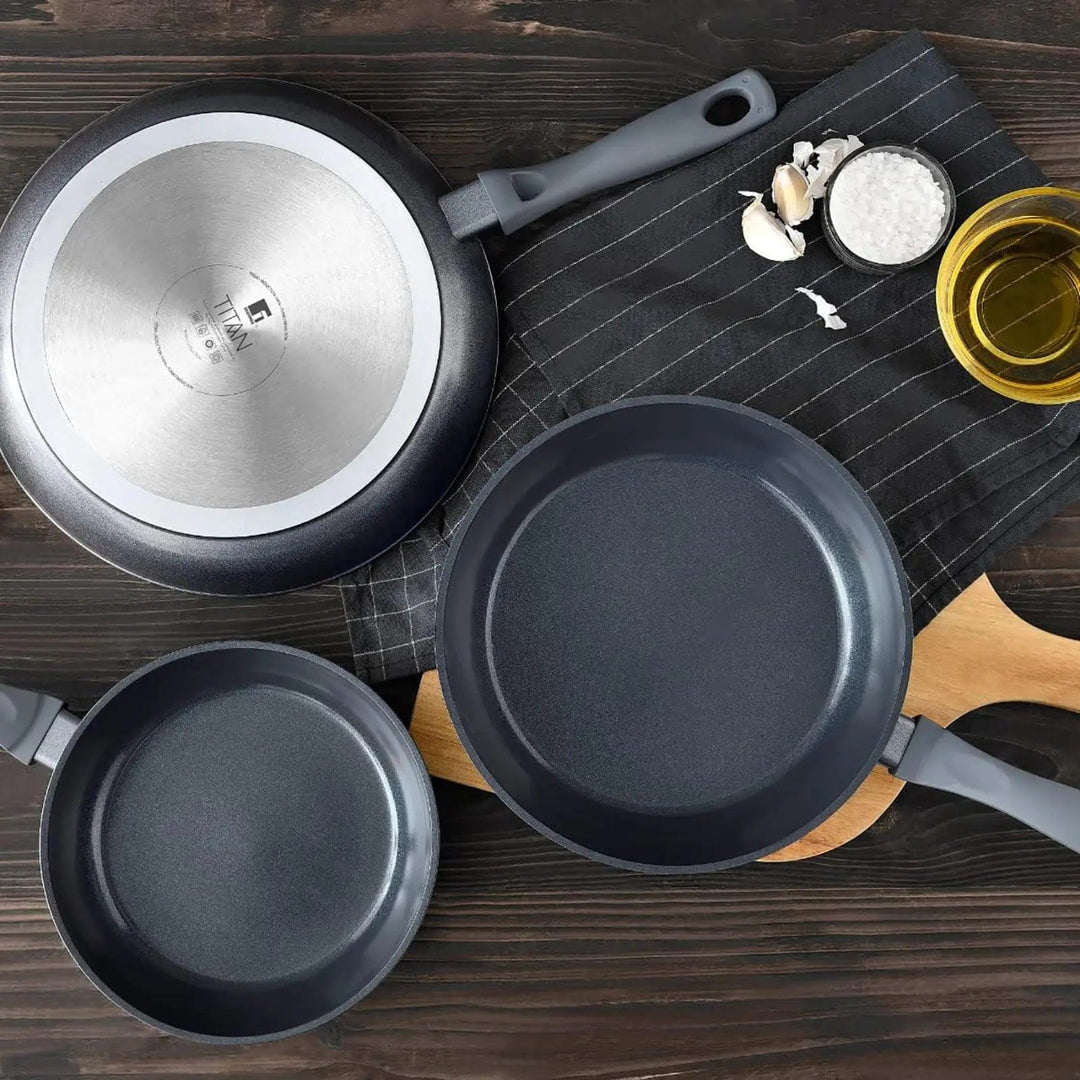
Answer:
[509,170,547,202]
[704,91,751,128]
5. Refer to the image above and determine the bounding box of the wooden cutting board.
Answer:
[409,573,1080,860]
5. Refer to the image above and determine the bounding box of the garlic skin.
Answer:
[771,162,813,225]
[805,134,863,199]
[739,191,804,262]
[796,286,847,330]
[792,140,814,170]
[785,223,807,257]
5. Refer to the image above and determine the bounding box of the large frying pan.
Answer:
[0,74,774,595]
[0,643,437,1041]
[437,397,1080,871]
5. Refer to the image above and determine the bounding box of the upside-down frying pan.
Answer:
[0,73,774,595]
[0,643,437,1042]
[437,397,1080,871]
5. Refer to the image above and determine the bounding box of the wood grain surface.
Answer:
[2,2,1080,1078]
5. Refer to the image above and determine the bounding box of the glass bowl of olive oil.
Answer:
[937,186,1080,403]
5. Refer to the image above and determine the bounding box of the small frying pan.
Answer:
[437,397,1080,871]
[0,643,437,1041]
[0,73,774,595]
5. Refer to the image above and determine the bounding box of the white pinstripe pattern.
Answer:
[354,636,433,661]
[940,126,1002,164]
[780,312,941,419]
[502,378,552,429]
[364,593,436,620]
[574,239,831,397]
[705,274,900,402]
[683,254,918,403]
[908,451,1080,604]
[917,542,955,613]
[367,574,387,680]
[433,333,566,514]
[689,310,825,397]
[614,263,841,400]
[913,100,980,144]
[399,545,420,670]
[366,561,437,587]
[866,397,1020,494]
[441,410,532,545]
[886,405,1070,523]
[477,386,556,462]
[434,383,562,525]
[789,322,944,422]
[484,342,561,417]
[478,412,519,459]
[521,210,783,349]
[502,48,936,308]
[956,153,1026,197]
[842,382,978,466]
[923,537,957,592]
[498,174,662,278]
[817,354,956,439]
[736,281,926,407]
[442,396,565,548]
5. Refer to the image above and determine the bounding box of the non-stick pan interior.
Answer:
[438,397,911,871]
[41,644,437,1041]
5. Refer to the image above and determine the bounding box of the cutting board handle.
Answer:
[409,574,1080,858]
[902,573,1080,722]
[411,672,491,791]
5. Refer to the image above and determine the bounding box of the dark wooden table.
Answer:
[2,3,1080,1077]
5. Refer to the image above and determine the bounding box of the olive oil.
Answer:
[937,188,1080,403]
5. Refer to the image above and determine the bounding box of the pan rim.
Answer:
[37,640,440,1043]
[436,395,913,873]
[0,76,498,595]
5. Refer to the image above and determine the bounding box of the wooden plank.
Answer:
[1,3,1080,1077]
[0,467,353,711]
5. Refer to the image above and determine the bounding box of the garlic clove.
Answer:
[772,162,813,225]
[740,192,804,262]
[805,134,863,199]
[795,286,847,330]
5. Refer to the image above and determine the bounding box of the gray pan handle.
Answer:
[440,70,777,240]
[0,684,78,769]
[886,716,1080,855]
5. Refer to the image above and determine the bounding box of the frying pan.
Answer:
[0,73,775,595]
[0,643,437,1041]
[437,397,1080,871]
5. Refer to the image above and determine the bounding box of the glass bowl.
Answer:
[936,186,1080,404]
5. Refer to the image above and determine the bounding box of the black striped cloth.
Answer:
[345,30,1080,683]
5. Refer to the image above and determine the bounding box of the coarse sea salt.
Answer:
[828,150,948,265]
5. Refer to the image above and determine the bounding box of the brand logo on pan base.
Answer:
[155,266,287,396]
[244,298,272,324]
[212,294,255,352]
